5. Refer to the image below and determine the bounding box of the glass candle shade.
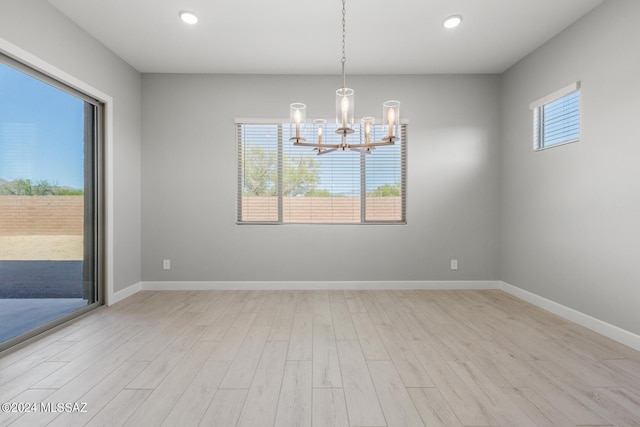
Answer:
[313,119,327,144]
[361,117,375,145]
[383,100,400,140]
[336,88,354,130]
[290,103,306,140]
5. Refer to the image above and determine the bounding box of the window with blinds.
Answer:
[237,121,406,224]
[530,81,581,150]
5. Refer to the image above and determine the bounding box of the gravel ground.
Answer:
[0,235,82,261]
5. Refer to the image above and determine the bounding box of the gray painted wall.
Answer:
[0,0,142,293]
[141,74,501,282]
[500,0,640,334]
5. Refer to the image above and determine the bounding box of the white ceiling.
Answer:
[48,0,604,75]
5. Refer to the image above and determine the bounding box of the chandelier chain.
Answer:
[341,0,347,64]
[341,0,347,89]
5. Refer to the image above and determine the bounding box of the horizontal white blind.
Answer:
[237,124,280,222]
[542,91,580,147]
[365,125,406,222]
[237,121,407,224]
[531,82,581,150]
[283,124,361,223]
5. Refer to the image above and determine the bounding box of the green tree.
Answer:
[283,156,318,196]
[13,178,33,195]
[243,146,320,196]
[55,188,84,195]
[0,178,82,195]
[2,178,54,195]
[243,146,278,196]
[33,179,55,195]
[304,188,333,197]
[367,182,401,197]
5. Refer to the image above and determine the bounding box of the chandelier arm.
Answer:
[349,148,372,154]
[317,148,338,156]
[361,141,396,147]
[294,142,341,149]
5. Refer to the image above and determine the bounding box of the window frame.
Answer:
[530,81,581,151]
[236,119,407,225]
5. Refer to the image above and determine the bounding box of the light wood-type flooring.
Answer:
[1,289,640,426]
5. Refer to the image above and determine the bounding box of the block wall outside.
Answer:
[0,196,84,236]
[241,196,402,223]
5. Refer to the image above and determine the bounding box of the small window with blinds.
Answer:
[237,120,406,224]
[530,81,581,150]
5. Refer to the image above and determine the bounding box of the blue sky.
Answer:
[0,63,85,189]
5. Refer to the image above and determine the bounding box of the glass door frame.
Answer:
[0,53,105,352]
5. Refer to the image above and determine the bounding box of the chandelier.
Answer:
[289,0,400,155]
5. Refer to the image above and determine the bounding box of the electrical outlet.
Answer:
[451,259,458,270]
[163,259,171,270]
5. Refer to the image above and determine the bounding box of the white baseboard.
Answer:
[140,280,501,291]
[107,281,142,306]
[500,281,640,352]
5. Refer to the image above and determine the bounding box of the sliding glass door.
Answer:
[0,54,103,350]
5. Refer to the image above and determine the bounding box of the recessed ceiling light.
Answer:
[443,15,462,29]
[179,11,198,25]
